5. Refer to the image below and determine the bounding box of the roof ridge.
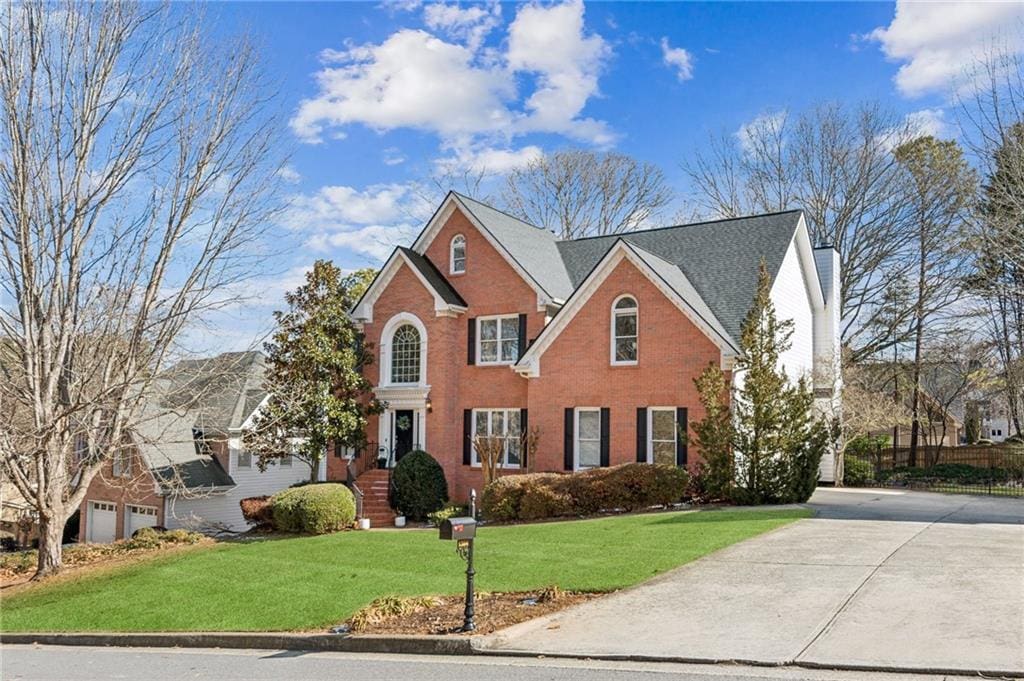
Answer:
[451,191,551,234]
[560,208,804,243]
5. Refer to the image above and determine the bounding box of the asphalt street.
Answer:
[0,646,966,681]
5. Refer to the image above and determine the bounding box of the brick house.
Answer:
[78,352,324,543]
[341,193,841,517]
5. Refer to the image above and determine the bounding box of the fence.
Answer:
[845,444,1024,498]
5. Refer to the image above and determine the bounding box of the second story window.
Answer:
[391,324,422,384]
[612,295,638,364]
[478,315,519,364]
[450,235,466,274]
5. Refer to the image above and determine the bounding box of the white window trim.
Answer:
[470,408,522,469]
[450,234,466,275]
[610,294,638,366]
[380,313,428,387]
[476,314,520,366]
[646,407,677,464]
[574,407,602,471]
[126,504,158,516]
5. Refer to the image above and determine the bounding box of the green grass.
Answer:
[1,508,808,632]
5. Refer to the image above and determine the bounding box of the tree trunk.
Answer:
[309,458,320,483]
[34,515,65,580]
[908,223,927,469]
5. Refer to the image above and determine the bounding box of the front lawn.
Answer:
[1,507,808,632]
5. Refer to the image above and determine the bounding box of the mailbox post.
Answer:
[439,516,477,632]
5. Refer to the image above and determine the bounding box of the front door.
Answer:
[393,409,415,463]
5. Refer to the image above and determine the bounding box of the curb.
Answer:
[0,632,479,656]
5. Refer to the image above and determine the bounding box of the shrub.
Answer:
[271,483,355,534]
[426,505,468,526]
[482,464,690,522]
[843,455,874,486]
[240,495,273,529]
[390,450,448,520]
[1004,434,1024,445]
[975,438,995,446]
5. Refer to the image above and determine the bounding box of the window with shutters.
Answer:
[648,408,677,465]
[575,408,602,469]
[471,408,521,467]
[450,234,466,274]
[476,315,519,365]
[611,295,638,364]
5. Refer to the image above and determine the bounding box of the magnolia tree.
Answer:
[0,3,282,577]
[243,262,381,482]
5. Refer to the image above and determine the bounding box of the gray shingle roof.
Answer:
[161,351,266,433]
[454,193,576,301]
[132,397,235,492]
[555,210,803,341]
[398,247,467,306]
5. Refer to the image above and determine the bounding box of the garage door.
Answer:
[87,501,117,543]
[125,504,159,537]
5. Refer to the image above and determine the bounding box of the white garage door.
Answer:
[87,501,117,543]
[125,504,159,537]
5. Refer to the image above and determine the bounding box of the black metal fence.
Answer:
[845,444,1024,498]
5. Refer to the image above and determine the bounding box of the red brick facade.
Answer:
[349,205,725,502]
[77,449,165,543]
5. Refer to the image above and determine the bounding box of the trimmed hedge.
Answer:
[390,450,449,520]
[271,483,355,534]
[482,463,690,522]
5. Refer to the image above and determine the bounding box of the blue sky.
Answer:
[197,1,1024,350]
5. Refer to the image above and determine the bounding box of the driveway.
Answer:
[483,489,1024,675]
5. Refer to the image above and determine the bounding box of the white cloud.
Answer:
[382,146,406,166]
[905,108,950,138]
[869,1,1024,97]
[423,1,501,53]
[660,37,694,82]
[291,0,613,147]
[282,183,431,263]
[735,111,787,154]
[277,164,301,183]
[435,144,542,174]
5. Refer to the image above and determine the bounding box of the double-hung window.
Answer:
[477,316,519,364]
[612,296,638,364]
[575,408,602,469]
[236,449,252,469]
[451,235,466,274]
[472,408,521,467]
[648,408,677,465]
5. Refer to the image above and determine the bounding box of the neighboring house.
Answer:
[340,192,841,511]
[78,351,323,543]
[862,362,968,448]
[974,396,1014,442]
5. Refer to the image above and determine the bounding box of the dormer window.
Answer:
[611,295,638,365]
[450,235,466,274]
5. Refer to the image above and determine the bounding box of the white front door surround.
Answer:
[373,385,429,465]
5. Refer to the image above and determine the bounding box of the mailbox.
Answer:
[439,516,477,541]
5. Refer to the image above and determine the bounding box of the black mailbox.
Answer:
[439,516,476,541]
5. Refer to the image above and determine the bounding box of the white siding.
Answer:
[164,437,328,534]
[769,241,815,383]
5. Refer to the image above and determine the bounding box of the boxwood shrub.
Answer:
[271,483,355,534]
[482,463,689,522]
[390,450,449,520]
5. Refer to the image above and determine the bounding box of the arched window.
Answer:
[611,295,638,364]
[450,235,466,274]
[390,324,421,384]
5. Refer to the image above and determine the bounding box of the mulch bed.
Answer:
[343,589,603,636]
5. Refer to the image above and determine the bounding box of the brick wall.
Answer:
[77,448,164,542]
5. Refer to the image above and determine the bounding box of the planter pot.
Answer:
[394,516,406,528]
[357,518,371,530]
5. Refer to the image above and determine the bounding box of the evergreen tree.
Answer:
[690,363,734,500]
[244,261,382,481]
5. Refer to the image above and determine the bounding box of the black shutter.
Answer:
[520,408,529,468]
[563,408,574,471]
[467,318,476,365]
[463,409,473,465]
[676,407,688,467]
[517,313,528,360]
[600,407,610,467]
[636,407,647,463]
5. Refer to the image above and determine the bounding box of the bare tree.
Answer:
[502,150,673,239]
[958,45,1024,438]
[682,102,921,360]
[0,2,283,577]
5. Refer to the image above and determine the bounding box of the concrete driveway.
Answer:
[483,489,1024,675]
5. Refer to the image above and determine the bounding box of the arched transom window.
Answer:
[450,235,466,274]
[390,324,421,384]
[612,295,638,364]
